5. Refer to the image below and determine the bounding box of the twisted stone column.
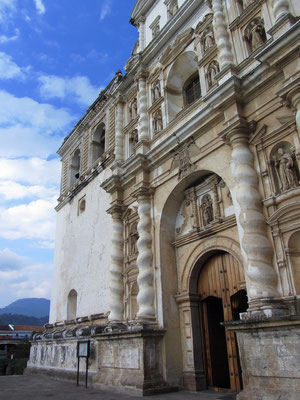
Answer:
[108,204,124,322]
[229,127,280,301]
[114,96,124,164]
[212,0,234,69]
[271,0,290,21]
[135,188,155,320]
[137,70,149,142]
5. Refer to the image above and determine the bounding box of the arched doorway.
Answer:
[198,251,247,392]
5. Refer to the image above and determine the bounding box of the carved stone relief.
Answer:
[153,109,163,135]
[170,138,200,180]
[206,60,220,89]
[175,174,234,238]
[129,129,138,156]
[271,145,299,193]
[244,17,267,53]
[129,98,138,121]
[151,80,161,102]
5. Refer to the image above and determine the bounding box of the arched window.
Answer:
[184,73,201,105]
[91,122,105,164]
[67,289,77,320]
[70,149,81,185]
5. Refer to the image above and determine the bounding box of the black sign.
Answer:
[77,340,90,358]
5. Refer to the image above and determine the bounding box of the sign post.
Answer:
[76,340,90,388]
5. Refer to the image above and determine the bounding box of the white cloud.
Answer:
[0,158,61,186]
[34,0,46,15]
[0,197,57,241]
[100,0,112,21]
[0,180,58,202]
[39,74,101,106]
[0,52,28,80]
[0,248,27,271]
[0,0,17,24]
[0,90,76,158]
[0,28,20,43]
[0,250,52,307]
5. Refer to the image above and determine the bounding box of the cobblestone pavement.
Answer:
[0,376,237,400]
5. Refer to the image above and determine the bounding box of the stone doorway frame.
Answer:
[175,236,243,391]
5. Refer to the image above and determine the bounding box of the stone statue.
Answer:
[153,109,163,134]
[130,99,137,120]
[245,19,266,52]
[201,194,213,225]
[152,80,161,102]
[129,129,138,154]
[207,60,219,88]
[273,148,298,192]
[130,223,139,255]
[202,28,215,53]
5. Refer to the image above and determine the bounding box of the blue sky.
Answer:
[0,0,138,308]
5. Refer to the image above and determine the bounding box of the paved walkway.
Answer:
[0,375,236,400]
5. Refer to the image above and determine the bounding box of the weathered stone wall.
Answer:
[236,321,300,400]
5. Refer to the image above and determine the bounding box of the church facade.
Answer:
[27,1,300,399]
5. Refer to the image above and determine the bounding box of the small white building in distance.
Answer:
[27,1,300,399]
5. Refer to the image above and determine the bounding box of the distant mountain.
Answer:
[0,298,50,318]
[0,313,48,326]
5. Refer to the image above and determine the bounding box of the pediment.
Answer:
[267,201,300,226]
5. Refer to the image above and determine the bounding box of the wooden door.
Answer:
[198,252,246,392]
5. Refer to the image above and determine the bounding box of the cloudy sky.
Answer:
[0,0,137,308]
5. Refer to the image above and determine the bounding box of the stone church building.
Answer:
[27,1,300,399]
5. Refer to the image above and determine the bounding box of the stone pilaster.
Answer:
[271,0,290,21]
[212,0,234,69]
[137,17,146,52]
[226,124,285,316]
[114,95,125,165]
[107,203,124,322]
[135,187,155,321]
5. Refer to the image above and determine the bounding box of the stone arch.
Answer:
[165,51,199,122]
[67,289,77,320]
[180,236,243,294]
[91,122,106,164]
[70,149,81,185]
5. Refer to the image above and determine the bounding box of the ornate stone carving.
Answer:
[151,80,161,102]
[129,98,138,120]
[201,194,214,225]
[228,127,280,301]
[153,109,163,135]
[129,129,138,155]
[206,60,219,88]
[271,0,290,21]
[202,27,215,53]
[107,204,124,322]
[245,18,267,53]
[212,0,234,69]
[171,138,200,180]
[273,147,299,192]
[129,222,139,256]
[135,188,155,320]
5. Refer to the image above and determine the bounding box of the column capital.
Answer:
[136,67,148,81]
[107,201,124,218]
[114,94,125,106]
[132,185,154,200]
[218,118,257,145]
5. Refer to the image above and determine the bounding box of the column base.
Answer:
[240,298,288,320]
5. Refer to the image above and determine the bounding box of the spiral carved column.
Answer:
[114,96,124,165]
[137,71,149,142]
[108,205,124,322]
[271,0,290,21]
[229,128,280,304]
[212,0,234,69]
[136,188,155,320]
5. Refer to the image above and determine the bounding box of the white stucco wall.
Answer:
[49,172,112,323]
